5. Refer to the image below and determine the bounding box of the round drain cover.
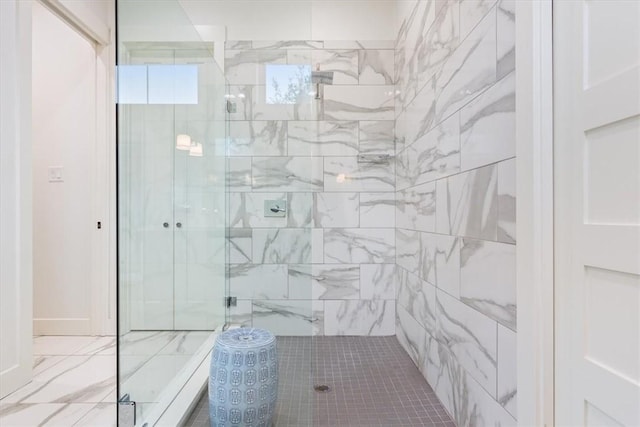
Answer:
[314,385,330,393]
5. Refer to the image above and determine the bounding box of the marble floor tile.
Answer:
[32,356,67,377]
[33,336,100,356]
[0,403,96,427]
[75,336,116,356]
[2,355,115,404]
[72,403,116,427]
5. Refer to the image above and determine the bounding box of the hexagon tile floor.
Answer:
[184,336,455,427]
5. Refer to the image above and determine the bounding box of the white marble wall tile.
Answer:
[437,164,498,240]
[359,121,395,155]
[288,121,359,156]
[460,72,515,172]
[419,232,438,284]
[227,157,252,192]
[226,85,253,121]
[397,267,437,334]
[287,192,315,227]
[497,0,516,79]
[323,85,395,121]
[396,303,428,367]
[359,50,395,85]
[230,300,253,327]
[399,79,437,149]
[324,300,395,336]
[498,324,517,418]
[225,50,287,85]
[396,181,437,232]
[251,85,319,121]
[433,234,461,299]
[497,158,516,243]
[228,121,287,156]
[436,290,497,396]
[395,0,437,109]
[460,0,497,40]
[253,300,323,336]
[414,0,460,103]
[360,192,395,228]
[252,157,323,191]
[229,264,288,299]
[396,113,460,190]
[253,228,312,264]
[312,228,325,265]
[324,40,395,50]
[435,9,496,123]
[361,263,396,300]
[228,229,252,264]
[460,238,516,330]
[315,50,359,85]
[324,156,395,192]
[396,227,422,275]
[252,40,324,49]
[226,41,252,49]
[324,228,395,264]
[313,192,360,227]
[289,264,360,300]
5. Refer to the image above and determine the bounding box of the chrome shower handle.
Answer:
[270,205,285,213]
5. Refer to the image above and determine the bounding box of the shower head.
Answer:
[311,70,334,85]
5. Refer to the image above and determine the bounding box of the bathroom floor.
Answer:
[184,336,455,427]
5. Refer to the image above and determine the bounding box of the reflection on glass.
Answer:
[266,64,311,104]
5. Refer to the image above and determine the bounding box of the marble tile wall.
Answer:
[394,0,517,425]
[225,40,397,337]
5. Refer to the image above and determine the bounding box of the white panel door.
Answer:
[554,1,640,426]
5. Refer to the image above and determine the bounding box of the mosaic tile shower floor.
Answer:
[185,336,455,427]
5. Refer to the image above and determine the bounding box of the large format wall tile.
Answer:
[361,263,396,300]
[324,156,395,192]
[289,264,360,300]
[435,9,496,123]
[460,0,498,40]
[253,228,312,264]
[460,71,515,172]
[396,113,460,190]
[229,192,313,229]
[288,121,359,156]
[497,158,516,243]
[396,181,437,232]
[313,192,360,228]
[324,300,395,336]
[228,121,287,156]
[359,50,395,85]
[436,164,498,240]
[253,300,323,336]
[436,290,497,397]
[397,267,437,334]
[396,228,422,275]
[225,49,287,85]
[227,157,252,192]
[252,157,323,191]
[396,303,428,367]
[460,238,516,330]
[229,264,288,299]
[323,85,395,120]
[360,192,395,228]
[498,323,517,418]
[497,0,516,79]
[359,121,395,155]
[324,228,395,264]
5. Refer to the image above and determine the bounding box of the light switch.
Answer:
[48,166,63,183]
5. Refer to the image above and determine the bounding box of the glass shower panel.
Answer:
[117,1,228,423]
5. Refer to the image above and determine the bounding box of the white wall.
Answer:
[31,2,98,335]
[178,0,397,41]
[0,0,33,398]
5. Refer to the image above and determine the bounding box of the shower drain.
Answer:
[313,384,330,393]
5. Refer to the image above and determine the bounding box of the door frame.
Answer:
[36,0,117,336]
[515,0,555,425]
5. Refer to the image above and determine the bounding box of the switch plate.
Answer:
[48,166,63,182]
